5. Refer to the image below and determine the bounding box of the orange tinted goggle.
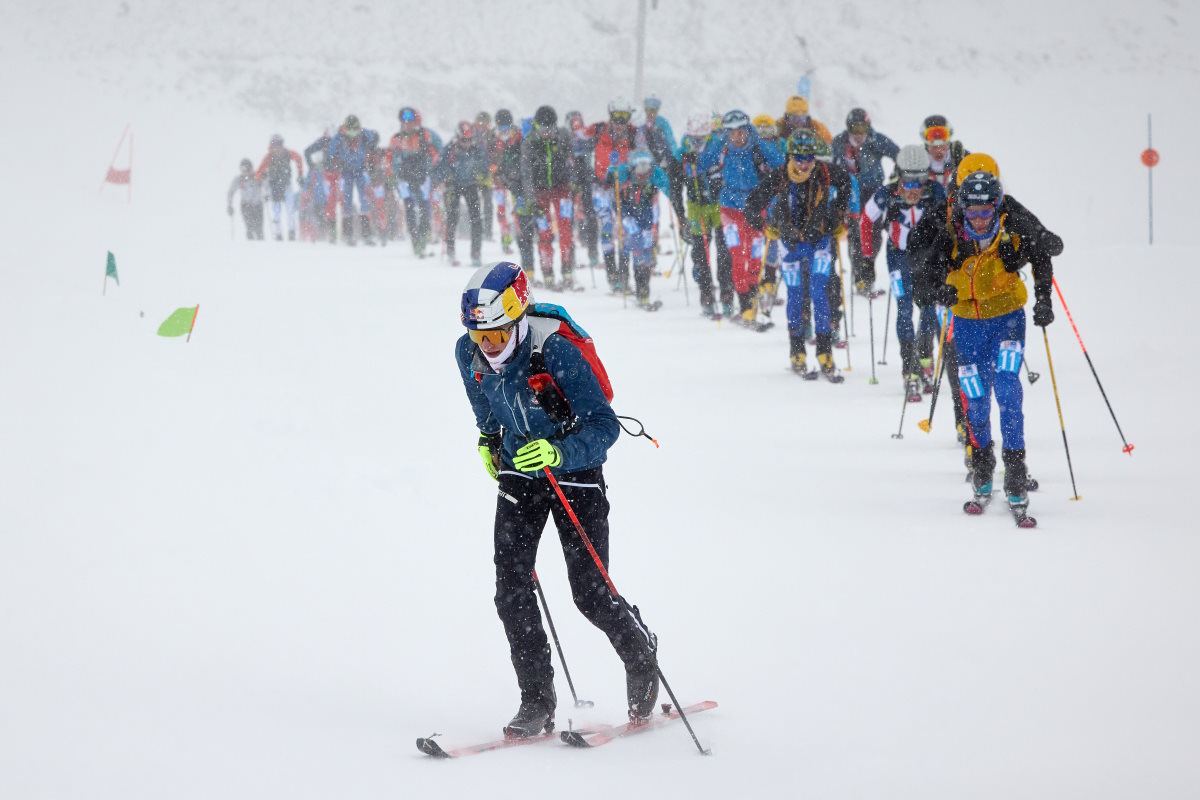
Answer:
[924,125,951,144]
[468,324,515,346]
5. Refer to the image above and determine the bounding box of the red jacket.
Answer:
[590,123,637,182]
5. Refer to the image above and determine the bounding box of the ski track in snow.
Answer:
[2,3,1199,799]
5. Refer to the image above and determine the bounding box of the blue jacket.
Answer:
[606,164,670,229]
[328,129,380,175]
[436,138,487,189]
[697,131,784,210]
[645,117,678,160]
[455,324,619,474]
[830,129,899,198]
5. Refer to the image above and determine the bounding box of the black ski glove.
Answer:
[1040,230,1064,257]
[934,283,959,307]
[1033,294,1054,327]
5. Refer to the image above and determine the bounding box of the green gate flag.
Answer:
[105,251,119,285]
[157,306,198,337]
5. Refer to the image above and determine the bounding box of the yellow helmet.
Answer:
[785,95,809,116]
[752,114,775,129]
[956,153,1000,185]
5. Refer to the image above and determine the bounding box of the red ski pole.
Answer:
[1052,278,1134,455]
[540,466,710,755]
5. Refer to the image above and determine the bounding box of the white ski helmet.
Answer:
[685,113,710,137]
[608,97,634,119]
[896,144,931,182]
[460,261,531,330]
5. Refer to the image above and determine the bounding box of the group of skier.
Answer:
[227,94,1061,531]
[440,92,1069,746]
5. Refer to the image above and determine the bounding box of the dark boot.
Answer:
[359,214,374,245]
[342,217,356,246]
[625,648,659,722]
[504,680,556,738]
[789,334,808,374]
[899,339,919,379]
[1002,448,1029,502]
[971,441,996,493]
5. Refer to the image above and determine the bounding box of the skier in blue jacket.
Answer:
[832,108,899,293]
[605,150,671,308]
[327,114,380,245]
[697,110,784,323]
[455,261,660,738]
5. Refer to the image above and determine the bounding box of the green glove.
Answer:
[513,439,562,472]
[478,432,502,480]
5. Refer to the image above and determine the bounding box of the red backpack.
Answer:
[527,303,614,401]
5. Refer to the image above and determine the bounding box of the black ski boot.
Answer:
[503,681,556,738]
[342,217,356,246]
[1002,447,1038,527]
[626,655,659,723]
[963,441,997,514]
[789,334,809,375]
[971,441,996,496]
[1002,448,1029,504]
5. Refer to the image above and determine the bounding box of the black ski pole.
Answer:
[1042,327,1081,500]
[918,313,952,434]
[867,294,877,384]
[891,390,909,440]
[532,570,593,709]
[1024,356,1041,384]
[542,466,710,755]
[878,290,891,365]
[1053,278,1133,454]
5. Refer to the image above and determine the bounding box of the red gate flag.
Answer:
[100,124,133,201]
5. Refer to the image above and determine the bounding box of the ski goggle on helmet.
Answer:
[921,115,952,146]
[461,261,531,341]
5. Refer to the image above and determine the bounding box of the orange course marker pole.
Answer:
[186,304,199,343]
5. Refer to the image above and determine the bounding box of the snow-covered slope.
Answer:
[2,2,1198,799]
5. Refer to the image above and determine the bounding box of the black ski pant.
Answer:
[445,183,482,261]
[481,182,493,239]
[516,212,538,274]
[403,194,432,255]
[493,467,656,701]
[577,183,599,265]
[691,225,715,306]
[241,202,264,240]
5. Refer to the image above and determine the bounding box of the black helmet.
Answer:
[534,105,557,129]
[846,108,870,131]
[239,158,253,171]
[398,106,417,123]
[495,108,513,127]
[921,114,953,146]
[957,171,1003,208]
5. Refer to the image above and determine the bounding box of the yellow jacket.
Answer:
[946,215,1028,320]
